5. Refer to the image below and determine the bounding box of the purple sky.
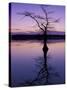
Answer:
[10,3,65,33]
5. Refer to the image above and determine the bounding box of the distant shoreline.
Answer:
[9,34,65,41]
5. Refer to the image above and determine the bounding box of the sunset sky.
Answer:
[10,3,65,33]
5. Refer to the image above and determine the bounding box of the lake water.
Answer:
[10,40,65,87]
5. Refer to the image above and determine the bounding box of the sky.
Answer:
[9,3,65,33]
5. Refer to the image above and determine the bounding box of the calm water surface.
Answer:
[11,40,65,87]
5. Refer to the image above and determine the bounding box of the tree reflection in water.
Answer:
[18,42,60,87]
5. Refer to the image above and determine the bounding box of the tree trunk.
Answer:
[42,26,48,66]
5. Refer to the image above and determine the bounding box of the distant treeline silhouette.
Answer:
[10,34,65,41]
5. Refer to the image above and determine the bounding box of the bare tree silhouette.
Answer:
[17,5,60,35]
[17,5,61,52]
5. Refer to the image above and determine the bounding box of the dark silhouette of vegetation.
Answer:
[16,5,63,50]
[17,5,61,35]
[17,5,61,37]
[11,34,65,41]
[11,5,65,41]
